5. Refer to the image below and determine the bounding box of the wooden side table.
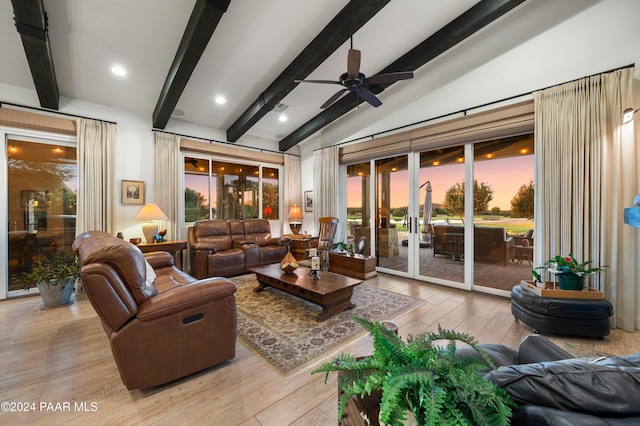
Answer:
[287,236,313,261]
[137,240,187,270]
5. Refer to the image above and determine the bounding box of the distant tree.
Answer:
[184,188,209,222]
[442,180,494,222]
[491,206,501,215]
[511,180,535,219]
[391,208,406,218]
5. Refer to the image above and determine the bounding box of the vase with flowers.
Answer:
[532,253,607,291]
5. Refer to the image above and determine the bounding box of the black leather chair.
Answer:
[511,284,613,338]
[461,334,640,425]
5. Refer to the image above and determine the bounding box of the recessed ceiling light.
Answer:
[172,109,185,117]
[275,134,285,139]
[111,66,127,76]
[215,96,227,105]
[278,114,287,122]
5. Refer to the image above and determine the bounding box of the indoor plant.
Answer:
[11,247,80,307]
[331,241,354,255]
[532,253,607,290]
[311,317,514,425]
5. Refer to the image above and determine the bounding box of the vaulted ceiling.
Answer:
[1,0,638,153]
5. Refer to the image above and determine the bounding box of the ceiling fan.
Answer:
[295,39,413,109]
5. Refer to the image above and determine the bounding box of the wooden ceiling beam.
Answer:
[153,0,231,129]
[226,0,391,143]
[11,0,59,110]
[279,0,527,152]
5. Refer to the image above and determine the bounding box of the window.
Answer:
[183,156,281,222]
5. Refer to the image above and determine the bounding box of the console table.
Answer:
[137,240,187,270]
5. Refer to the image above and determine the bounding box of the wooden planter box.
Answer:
[520,280,603,299]
[329,253,377,280]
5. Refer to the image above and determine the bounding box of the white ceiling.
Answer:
[1,0,639,151]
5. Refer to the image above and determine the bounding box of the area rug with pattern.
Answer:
[232,273,424,376]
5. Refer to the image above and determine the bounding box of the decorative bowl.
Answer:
[129,238,142,245]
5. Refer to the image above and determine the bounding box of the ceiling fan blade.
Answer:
[365,72,414,85]
[321,89,348,109]
[295,79,342,85]
[358,88,382,108]
[347,49,361,76]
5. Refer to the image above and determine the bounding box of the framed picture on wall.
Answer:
[122,180,145,205]
[304,190,313,212]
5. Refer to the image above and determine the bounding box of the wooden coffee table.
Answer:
[249,264,362,322]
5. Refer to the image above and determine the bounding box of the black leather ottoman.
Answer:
[511,285,613,339]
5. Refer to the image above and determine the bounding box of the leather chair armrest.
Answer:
[137,278,237,321]
[278,236,291,245]
[143,251,175,269]
[266,236,287,246]
[233,240,254,248]
[190,242,217,254]
[516,334,573,364]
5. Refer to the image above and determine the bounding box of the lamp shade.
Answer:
[135,203,168,221]
[135,203,168,243]
[288,204,303,221]
[288,204,303,235]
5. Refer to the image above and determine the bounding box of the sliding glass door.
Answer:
[4,134,77,298]
[343,135,534,295]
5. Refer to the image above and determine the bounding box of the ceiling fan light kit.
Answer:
[296,45,413,109]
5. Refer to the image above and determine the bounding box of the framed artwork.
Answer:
[122,180,145,205]
[304,190,313,212]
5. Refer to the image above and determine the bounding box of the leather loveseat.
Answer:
[188,218,290,279]
[458,334,640,425]
[74,231,237,390]
[433,225,515,265]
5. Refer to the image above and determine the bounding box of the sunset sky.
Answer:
[185,155,534,213]
[348,155,534,211]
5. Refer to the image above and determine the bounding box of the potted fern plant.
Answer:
[312,317,514,425]
[11,247,80,308]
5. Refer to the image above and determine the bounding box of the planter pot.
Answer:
[557,273,585,291]
[37,278,76,308]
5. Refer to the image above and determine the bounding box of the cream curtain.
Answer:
[534,67,638,331]
[76,118,116,234]
[283,154,301,234]
[313,146,339,224]
[153,131,180,240]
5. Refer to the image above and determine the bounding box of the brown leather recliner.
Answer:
[75,232,237,390]
[188,218,290,279]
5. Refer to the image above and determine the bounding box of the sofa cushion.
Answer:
[484,354,640,417]
[193,219,233,251]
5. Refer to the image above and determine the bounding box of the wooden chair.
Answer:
[309,217,339,253]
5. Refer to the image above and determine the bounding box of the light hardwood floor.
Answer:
[1,274,639,425]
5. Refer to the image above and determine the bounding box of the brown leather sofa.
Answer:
[74,232,237,390]
[188,218,290,279]
[433,225,515,265]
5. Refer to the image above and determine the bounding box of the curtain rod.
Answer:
[0,101,117,124]
[152,128,299,157]
[324,63,634,150]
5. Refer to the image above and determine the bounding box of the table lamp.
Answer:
[135,203,168,243]
[288,204,303,235]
